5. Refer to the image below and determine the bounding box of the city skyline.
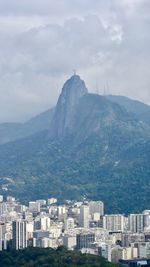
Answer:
[1,194,150,265]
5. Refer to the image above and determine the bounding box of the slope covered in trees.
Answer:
[0,247,116,267]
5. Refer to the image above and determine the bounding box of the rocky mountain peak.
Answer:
[57,74,88,106]
[49,74,88,139]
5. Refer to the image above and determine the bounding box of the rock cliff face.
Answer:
[49,75,88,139]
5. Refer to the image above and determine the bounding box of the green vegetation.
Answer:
[0,247,116,267]
[0,128,150,214]
[0,92,150,214]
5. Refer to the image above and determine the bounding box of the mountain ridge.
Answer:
[0,108,54,145]
[0,83,149,145]
[0,75,150,213]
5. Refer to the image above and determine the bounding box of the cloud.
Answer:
[0,0,149,122]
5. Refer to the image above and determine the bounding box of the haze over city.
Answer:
[0,0,150,122]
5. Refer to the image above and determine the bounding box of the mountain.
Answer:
[106,95,150,124]
[106,95,150,115]
[0,108,54,144]
[139,110,150,125]
[0,89,149,145]
[0,75,150,214]
[49,75,88,139]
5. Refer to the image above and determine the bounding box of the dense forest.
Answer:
[0,247,116,267]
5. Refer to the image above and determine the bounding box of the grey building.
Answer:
[76,233,95,249]
[12,220,27,250]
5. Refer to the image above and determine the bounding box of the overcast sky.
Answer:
[0,0,150,122]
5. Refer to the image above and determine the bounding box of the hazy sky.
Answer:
[0,0,150,122]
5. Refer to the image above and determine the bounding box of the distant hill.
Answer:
[106,95,150,115]
[0,247,116,267]
[0,108,54,144]
[106,95,150,125]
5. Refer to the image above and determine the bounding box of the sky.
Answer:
[0,0,150,122]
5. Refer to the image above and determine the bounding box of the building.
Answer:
[122,233,145,247]
[14,204,27,213]
[26,222,34,239]
[0,223,7,251]
[103,215,125,232]
[128,214,144,233]
[64,217,74,231]
[89,201,104,217]
[7,196,15,203]
[33,230,49,239]
[57,206,66,220]
[34,216,51,231]
[111,246,137,264]
[98,242,112,262]
[12,220,27,250]
[0,202,7,215]
[36,200,46,206]
[76,233,95,249]
[137,242,150,259]
[29,202,40,213]
[79,205,89,228]
[111,246,124,264]
[47,198,57,205]
[143,211,150,232]
[119,259,150,267]
[63,235,76,250]
[33,237,57,248]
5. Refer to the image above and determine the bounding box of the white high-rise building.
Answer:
[143,210,150,232]
[79,205,89,228]
[64,218,74,231]
[34,215,51,231]
[12,220,27,250]
[103,215,125,232]
[128,214,144,233]
[40,216,51,231]
[26,222,34,240]
[57,206,66,220]
[0,203,7,215]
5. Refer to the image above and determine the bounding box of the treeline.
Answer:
[0,246,116,267]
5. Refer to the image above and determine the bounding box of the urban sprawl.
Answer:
[1,195,150,266]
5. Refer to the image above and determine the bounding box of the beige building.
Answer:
[103,215,125,232]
